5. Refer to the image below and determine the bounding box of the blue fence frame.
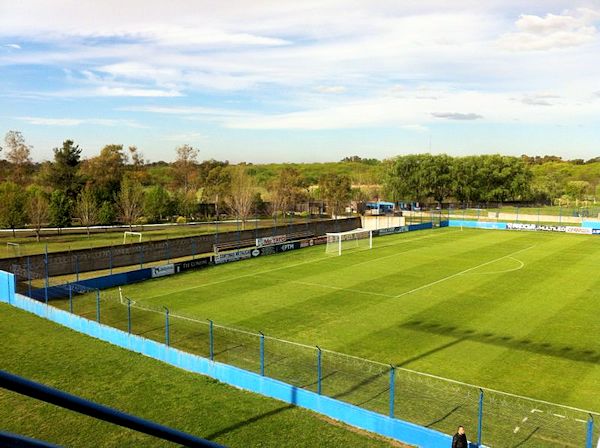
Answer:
[0,272,453,448]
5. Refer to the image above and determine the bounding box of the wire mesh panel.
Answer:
[264,338,318,391]
[168,315,210,358]
[212,325,260,373]
[481,389,592,448]
[394,369,479,439]
[11,274,599,448]
[320,351,389,413]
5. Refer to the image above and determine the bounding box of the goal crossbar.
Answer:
[123,231,142,244]
[326,229,372,256]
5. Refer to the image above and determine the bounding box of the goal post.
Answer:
[123,231,142,244]
[6,242,21,257]
[326,229,372,256]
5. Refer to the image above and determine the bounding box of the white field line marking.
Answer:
[289,280,396,298]
[514,426,520,433]
[553,414,566,419]
[118,289,600,419]
[463,257,525,276]
[349,230,463,268]
[522,417,528,423]
[393,246,535,298]
[140,229,462,301]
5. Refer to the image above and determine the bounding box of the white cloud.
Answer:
[499,9,598,51]
[161,132,206,142]
[17,116,146,127]
[431,112,483,120]
[94,86,181,97]
[518,93,560,106]
[2,43,21,49]
[315,86,347,94]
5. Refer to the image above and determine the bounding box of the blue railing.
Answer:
[0,370,224,448]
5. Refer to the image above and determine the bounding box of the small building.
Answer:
[364,201,395,215]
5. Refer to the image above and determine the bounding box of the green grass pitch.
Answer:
[0,304,398,448]
[55,227,600,447]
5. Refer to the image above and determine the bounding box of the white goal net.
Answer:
[123,231,142,244]
[326,229,372,256]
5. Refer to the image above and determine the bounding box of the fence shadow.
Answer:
[402,320,600,365]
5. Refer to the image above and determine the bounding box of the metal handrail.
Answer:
[0,370,225,448]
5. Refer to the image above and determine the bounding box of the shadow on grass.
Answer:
[205,387,298,440]
[403,320,600,364]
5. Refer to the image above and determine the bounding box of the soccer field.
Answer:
[59,227,600,446]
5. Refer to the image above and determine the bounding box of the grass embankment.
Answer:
[0,304,399,448]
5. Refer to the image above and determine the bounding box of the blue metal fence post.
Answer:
[259,331,265,376]
[477,388,484,447]
[26,256,32,297]
[191,239,196,260]
[586,414,594,448]
[317,346,322,395]
[68,283,73,314]
[163,307,170,347]
[75,254,79,282]
[208,320,214,361]
[109,247,113,275]
[44,244,49,304]
[127,299,132,334]
[96,289,100,323]
[389,365,395,418]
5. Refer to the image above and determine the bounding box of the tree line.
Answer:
[0,132,358,236]
[0,130,598,235]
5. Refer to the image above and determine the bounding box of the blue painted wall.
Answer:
[448,220,508,230]
[582,221,600,229]
[408,222,434,231]
[0,277,453,448]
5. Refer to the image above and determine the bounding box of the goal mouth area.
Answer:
[123,231,143,244]
[325,229,372,256]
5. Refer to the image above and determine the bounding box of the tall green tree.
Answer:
[48,190,73,231]
[80,144,127,203]
[75,185,99,236]
[318,173,352,216]
[46,140,83,199]
[116,177,144,229]
[3,130,32,185]
[226,166,256,229]
[26,186,49,242]
[269,167,307,216]
[144,185,170,222]
[0,181,28,236]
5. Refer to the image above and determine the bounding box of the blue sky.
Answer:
[1,0,599,162]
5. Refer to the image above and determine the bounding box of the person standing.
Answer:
[452,425,468,448]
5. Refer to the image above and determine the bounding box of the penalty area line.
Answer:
[393,245,535,299]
